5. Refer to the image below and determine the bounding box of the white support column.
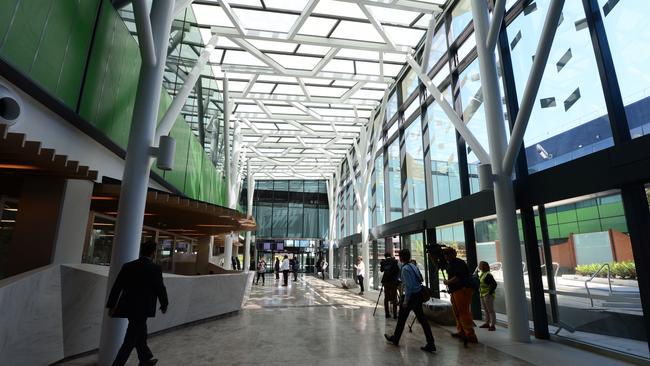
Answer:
[471,0,529,343]
[243,161,255,272]
[98,1,175,365]
[327,168,340,279]
[224,231,233,270]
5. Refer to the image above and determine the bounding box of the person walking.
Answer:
[478,261,497,331]
[274,257,280,280]
[231,256,237,271]
[281,255,290,286]
[256,258,267,286]
[321,258,328,280]
[235,256,241,271]
[380,252,400,319]
[354,256,365,295]
[384,248,436,353]
[443,248,477,343]
[106,241,169,366]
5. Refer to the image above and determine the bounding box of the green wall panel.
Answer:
[184,135,203,198]
[0,0,227,207]
[78,0,141,147]
[0,0,99,109]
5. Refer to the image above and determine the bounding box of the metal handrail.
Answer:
[541,262,560,279]
[585,263,613,307]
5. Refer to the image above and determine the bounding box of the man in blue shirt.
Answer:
[384,249,436,353]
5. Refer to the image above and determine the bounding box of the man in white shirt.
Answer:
[354,256,365,295]
[281,255,290,286]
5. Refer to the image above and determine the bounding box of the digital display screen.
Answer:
[276,243,284,251]
[263,242,271,251]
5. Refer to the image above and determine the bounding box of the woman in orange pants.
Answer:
[443,248,477,343]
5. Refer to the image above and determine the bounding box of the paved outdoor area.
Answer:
[61,275,637,366]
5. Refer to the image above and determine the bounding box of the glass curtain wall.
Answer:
[595,0,650,138]
[251,180,329,240]
[387,138,402,221]
[426,87,461,206]
[542,192,644,357]
[404,120,427,214]
[374,155,386,225]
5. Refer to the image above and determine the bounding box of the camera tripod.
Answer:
[372,284,383,317]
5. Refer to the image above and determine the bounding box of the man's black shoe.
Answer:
[421,344,436,353]
[384,334,398,346]
[139,358,158,366]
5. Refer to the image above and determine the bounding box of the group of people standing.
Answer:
[254,255,300,286]
[382,246,498,354]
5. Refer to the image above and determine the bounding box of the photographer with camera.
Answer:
[380,252,400,319]
[442,247,477,344]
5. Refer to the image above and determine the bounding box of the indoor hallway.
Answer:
[61,275,636,366]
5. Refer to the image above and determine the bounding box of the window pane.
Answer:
[304,204,318,238]
[508,0,612,174]
[458,57,507,193]
[597,0,650,139]
[318,206,329,239]
[272,202,288,237]
[387,92,398,121]
[543,192,644,358]
[374,154,385,225]
[402,69,419,101]
[426,24,447,71]
[288,203,303,237]
[387,139,402,221]
[405,120,426,214]
[426,87,461,206]
[450,0,472,40]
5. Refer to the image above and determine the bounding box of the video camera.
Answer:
[425,242,449,271]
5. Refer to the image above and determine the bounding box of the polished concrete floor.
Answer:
[61,274,638,366]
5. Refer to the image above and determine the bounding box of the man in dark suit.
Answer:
[106,241,168,366]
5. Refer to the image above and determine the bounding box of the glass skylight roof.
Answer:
[118,0,452,179]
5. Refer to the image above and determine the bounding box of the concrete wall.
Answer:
[0,264,253,366]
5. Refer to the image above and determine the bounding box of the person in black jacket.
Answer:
[380,252,400,319]
[106,241,168,366]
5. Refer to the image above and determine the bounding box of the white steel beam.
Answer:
[220,64,394,83]
[311,47,339,75]
[231,92,379,106]
[339,81,366,102]
[241,74,258,98]
[216,0,246,35]
[234,112,368,123]
[133,0,156,66]
[289,102,322,120]
[420,10,437,72]
[486,0,506,52]
[335,0,442,13]
[502,0,565,176]
[406,54,491,164]
[155,34,219,143]
[210,26,413,53]
[228,37,287,73]
[288,0,319,39]
[296,78,312,101]
[359,4,397,51]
